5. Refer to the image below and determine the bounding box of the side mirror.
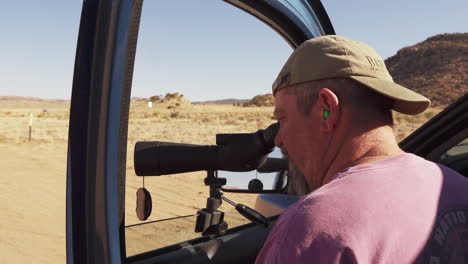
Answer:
[219,147,288,193]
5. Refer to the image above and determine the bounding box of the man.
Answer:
[256,35,468,263]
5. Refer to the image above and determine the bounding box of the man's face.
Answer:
[273,88,322,182]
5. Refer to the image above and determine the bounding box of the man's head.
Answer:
[273,35,430,115]
[273,35,430,191]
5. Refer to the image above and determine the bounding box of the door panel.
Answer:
[127,217,278,264]
[67,0,143,263]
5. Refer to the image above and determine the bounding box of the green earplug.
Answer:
[324,110,330,119]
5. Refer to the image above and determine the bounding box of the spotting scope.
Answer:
[134,122,280,176]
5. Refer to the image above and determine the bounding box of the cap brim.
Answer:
[349,76,431,115]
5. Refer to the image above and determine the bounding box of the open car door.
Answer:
[66,1,334,263]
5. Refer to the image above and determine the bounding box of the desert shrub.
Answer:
[170,111,180,118]
[165,92,182,99]
[37,112,49,118]
[224,119,240,125]
[150,95,161,102]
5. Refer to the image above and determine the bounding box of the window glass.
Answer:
[439,137,468,177]
[125,0,291,256]
[444,138,468,157]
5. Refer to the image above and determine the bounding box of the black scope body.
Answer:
[134,122,279,176]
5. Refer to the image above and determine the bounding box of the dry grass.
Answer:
[0,99,443,262]
[392,108,442,141]
[0,100,441,144]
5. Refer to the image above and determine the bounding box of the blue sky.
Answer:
[1,0,467,101]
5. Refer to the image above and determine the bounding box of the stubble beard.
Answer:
[280,146,289,158]
[282,146,311,196]
[283,145,327,195]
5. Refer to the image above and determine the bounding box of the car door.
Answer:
[66,1,334,264]
[400,93,468,176]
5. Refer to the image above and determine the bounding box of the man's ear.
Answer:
[318,88,339,132]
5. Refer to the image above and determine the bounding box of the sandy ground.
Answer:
[0,141,260,263]
[0,143,67,264]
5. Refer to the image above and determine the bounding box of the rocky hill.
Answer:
[147,93,191,109]
[385,33,467,107]
[242,94,274,107]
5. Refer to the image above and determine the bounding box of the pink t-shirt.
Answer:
[256,153,468,263]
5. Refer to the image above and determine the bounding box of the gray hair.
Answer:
[284,78,394,126]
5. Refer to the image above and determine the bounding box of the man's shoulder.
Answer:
[265,192,360,259]
[256,193,356,263]
[272,193,338,231]
[282,190,360,233]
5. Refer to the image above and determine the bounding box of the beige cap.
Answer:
[272,35,430,115]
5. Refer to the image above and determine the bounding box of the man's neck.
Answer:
[320,127,404,186]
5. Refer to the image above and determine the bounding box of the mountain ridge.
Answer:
[385,32,467,107]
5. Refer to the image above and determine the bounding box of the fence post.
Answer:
[29,113,33,142]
